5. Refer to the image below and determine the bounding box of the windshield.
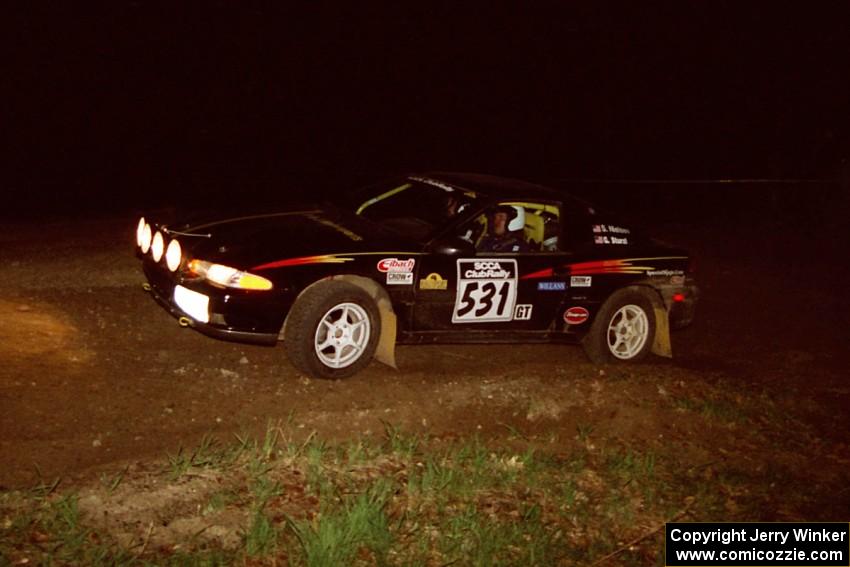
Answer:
[353,177,478,242]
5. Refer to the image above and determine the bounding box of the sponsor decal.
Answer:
[462,260,511,279]
[564,306,589,325]
[538,281,566,291]
[377,258,416,273]
[453,259,518,323]
[419,273,448,290]
[647,269,684,277]
[514,304,533,320]
[570,276,592,288]
[387,272,413,285]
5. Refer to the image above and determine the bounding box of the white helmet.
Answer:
[507,206,525,232]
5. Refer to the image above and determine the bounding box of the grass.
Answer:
[166,434,229,479]
[288,479,393,566]
[245,509,277,557]
[673,395,747,422]
[202,490,234,516]
[0,391,839,566]
[576,421,595,442]
[98,466,128,494]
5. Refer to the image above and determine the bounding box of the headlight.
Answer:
[174,285,209,323]
[140,223,153,253]
[136,217,146,247]
[188,259,273,290]
[165,239,182,272]
[151,231,165,262]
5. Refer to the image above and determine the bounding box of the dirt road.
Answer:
[1,215,847,517]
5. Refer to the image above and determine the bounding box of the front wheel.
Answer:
[582,288,657,364]
[284,281,380,379]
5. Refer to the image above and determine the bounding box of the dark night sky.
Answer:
[7,3,850,212]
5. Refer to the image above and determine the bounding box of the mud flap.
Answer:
[374,300,398,369]
[651,304,672,358]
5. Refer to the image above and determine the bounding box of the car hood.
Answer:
[169,209,413,270]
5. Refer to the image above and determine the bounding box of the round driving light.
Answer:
[151,231,165,262]
[165,239,182,272]
[141,223,153,253]
[136,217,146,247]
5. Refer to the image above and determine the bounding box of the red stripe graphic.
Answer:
[521,267,554,280]
[252,255,352,271]
[521,258,658,280]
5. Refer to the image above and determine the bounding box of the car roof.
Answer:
[413,171,564,201]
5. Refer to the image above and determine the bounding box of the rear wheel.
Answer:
[284,281,380,378]
[583,288,657,364]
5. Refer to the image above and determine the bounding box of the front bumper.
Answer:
[143,261,284,345]
[145,282,279,345]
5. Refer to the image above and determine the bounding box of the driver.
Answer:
[478,205,530,252]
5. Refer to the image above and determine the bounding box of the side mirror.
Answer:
[430,235,476,256]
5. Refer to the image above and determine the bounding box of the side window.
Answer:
[457,202,561,253]
[563,206,604,252]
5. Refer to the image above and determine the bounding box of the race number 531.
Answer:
[452,259,518,323]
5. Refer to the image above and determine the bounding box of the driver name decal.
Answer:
[453,259,518,323]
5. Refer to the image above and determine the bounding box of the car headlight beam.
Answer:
[151,231,165,262]
[165,239,182,272]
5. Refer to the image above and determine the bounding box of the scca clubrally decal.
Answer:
[453,259,518,323]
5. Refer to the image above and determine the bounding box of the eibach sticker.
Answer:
[378,258,415,285]
[453,259,518,323]
[377,258,415,273]
[564,306,589,325]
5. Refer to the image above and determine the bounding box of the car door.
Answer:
[412,201,570,333]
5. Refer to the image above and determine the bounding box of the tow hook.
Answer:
[178,317,191,327]
[142,283,152,292]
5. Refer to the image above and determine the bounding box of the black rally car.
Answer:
[136,172,698,378]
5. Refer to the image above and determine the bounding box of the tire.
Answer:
[582,288,657,364]
[284,281,380,379]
